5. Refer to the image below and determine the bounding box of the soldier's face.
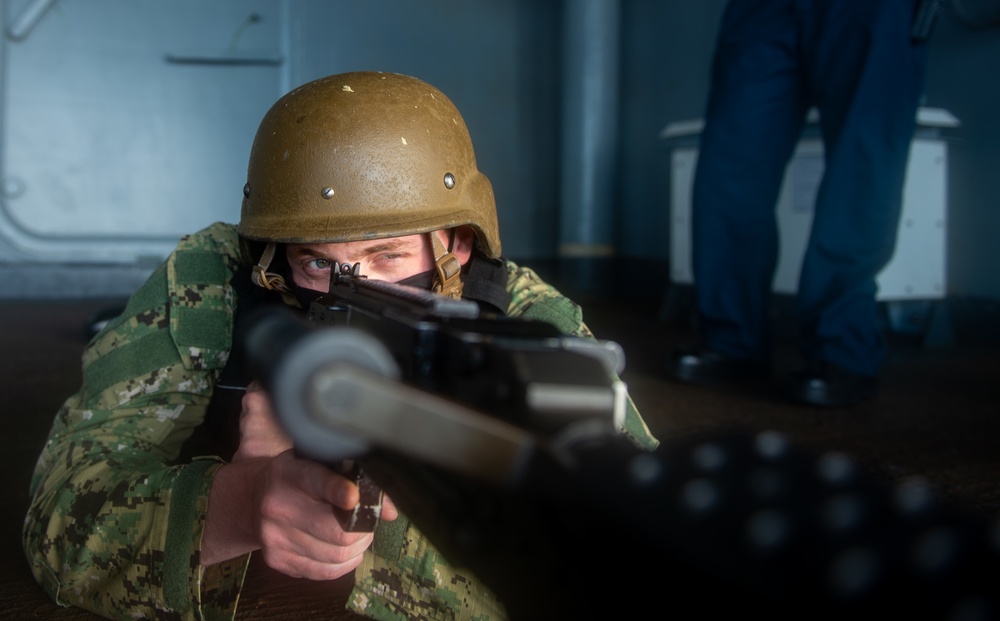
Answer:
[285,228,472,292]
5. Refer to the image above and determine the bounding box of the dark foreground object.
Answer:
[2,297,999,620]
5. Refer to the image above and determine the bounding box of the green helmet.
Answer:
[237,71,500,258]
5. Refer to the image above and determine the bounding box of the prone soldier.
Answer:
[22,71,659,621]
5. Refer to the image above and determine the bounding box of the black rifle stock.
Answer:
[244,265,1000,620]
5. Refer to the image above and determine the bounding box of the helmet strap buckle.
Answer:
[430,231,464,299]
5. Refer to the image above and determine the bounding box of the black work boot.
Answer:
[784,361,879,407]
[667,346,769,384]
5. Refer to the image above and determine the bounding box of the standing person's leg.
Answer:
[786,0,928,404]
[671,0,810,383]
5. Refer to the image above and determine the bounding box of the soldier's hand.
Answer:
[233,380,293,461]
[252,449,376,580]
[229,381,399,579]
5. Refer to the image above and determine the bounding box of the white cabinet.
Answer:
[663,108,958,302]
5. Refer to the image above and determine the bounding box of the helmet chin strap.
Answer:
[250,241,301,307]
[430,230,464,299]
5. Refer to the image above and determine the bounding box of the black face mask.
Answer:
[292,283,325,310]
[395,268,436,291]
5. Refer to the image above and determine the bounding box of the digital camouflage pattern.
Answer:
[23,222,658,621]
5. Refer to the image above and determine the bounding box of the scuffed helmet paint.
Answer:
[237,71,501,258]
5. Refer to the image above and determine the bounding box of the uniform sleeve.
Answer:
[503,260,660,451]
[22,223,249,621]
[348,518,507,621]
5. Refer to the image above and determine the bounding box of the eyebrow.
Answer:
[290,238,414,261]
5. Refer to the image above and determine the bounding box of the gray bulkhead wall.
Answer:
[0,0,567,299]
[0,0,289,297]
[0,0,997,302]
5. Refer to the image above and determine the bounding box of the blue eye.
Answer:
[309,258,333,270]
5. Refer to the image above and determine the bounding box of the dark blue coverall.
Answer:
[691,0,930,377]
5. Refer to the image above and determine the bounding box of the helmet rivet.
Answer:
[243,183,251,198]
[443,173,456,190]
[321,187,335,199]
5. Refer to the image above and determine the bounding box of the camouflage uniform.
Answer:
[23,222,659,621]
